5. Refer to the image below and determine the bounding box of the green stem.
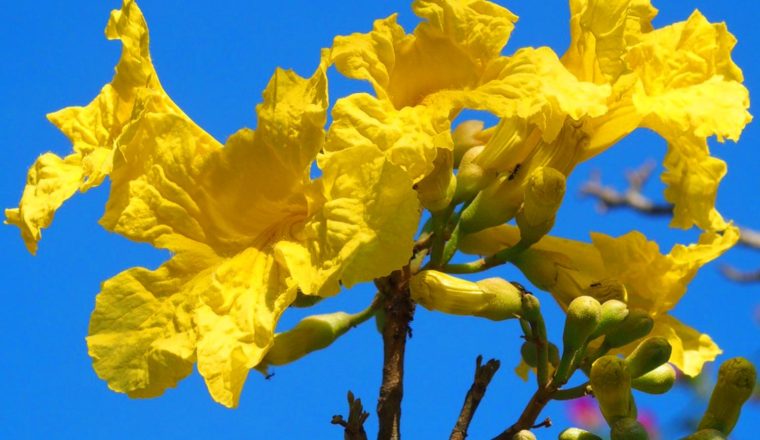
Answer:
[532,314,550,388]
[444,242,528,274]
[427,206,455,269]
[348,296,382,328]
[552,382,591,401]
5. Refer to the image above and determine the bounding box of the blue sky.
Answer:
[1,1,758,438]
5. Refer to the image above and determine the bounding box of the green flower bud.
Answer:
[453,120,485,165]
[604,309,654,349]
[521,341,538,368]
[680,429,727,440]
[459,174,524,233]
[590,300,629,340]
[610,417,649,440]
[516,167,566,245]
[521,293,542,323]
[416,149,456,213]
[410,271,522,320]
[698,357,757,435]
[590,356,633,423]
[559,428,603,440]
[263,311,355,367]
[454,146,497,202]
[555,296,602,383]
[625,337,672,378]
[563,296,602,353]
[584,279,628,303]
[631,363,676,394]
[512,430,537,440]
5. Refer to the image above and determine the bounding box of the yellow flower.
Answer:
[562,0,751,231]
[468,1,750,235]
[8,0,420,407]
[326,0,609,185]
[460,224,739,376]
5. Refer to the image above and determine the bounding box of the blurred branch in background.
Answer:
[580,162,760,282]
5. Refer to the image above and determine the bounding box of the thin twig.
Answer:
[450,356,501,440]
[331,391,370,440]
[720,265,760,283]
[375,266,415,440]
[492,385,557,440]
[580,162,671,216]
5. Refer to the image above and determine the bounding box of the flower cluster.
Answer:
[7,0,751,422]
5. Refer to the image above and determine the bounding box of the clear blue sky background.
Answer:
[1,1,758,439]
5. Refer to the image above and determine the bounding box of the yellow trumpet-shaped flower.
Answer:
[8,0,420,408]
[460,224,739,376]
[470,1,750,235]
[562,0,751,231]
[326,0,609,185]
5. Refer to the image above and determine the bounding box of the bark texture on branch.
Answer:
[450,355,501,440]
[375,266,415,440]
[331,391,370,440]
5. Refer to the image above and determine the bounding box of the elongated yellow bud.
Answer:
[416,148,456,212]
[559,428,603,440]
[625,337,672,378]
[474,118,535,172]
[610,417,649,440]
[410,271,522,321]
[454,146,496,203]
[263,311,357,367]
[681,429,727,440]
[516,167,566,245]
[631,363,676,395]
[604,309,654,349]
[453,120,485,165]
[590,356,634,424]
[590,300,628,340]
[698,357,757,435]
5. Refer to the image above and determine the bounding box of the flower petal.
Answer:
[86,239,218,399]
[437,47,610,142]
[5,153,84,254]
[412,0,517,63]
[331,0,517,109]
[100,59,328,253]
[326,93,452,182]
[6,0,181,252]
[563,0,658,83]
[591,226,738,313]
[195,246,297,408]
[278,146,420,297]
[647,314,721,377]
[661,134,728,230]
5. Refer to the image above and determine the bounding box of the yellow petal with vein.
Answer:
[331,0,517,109]
[5,153,84,254]
[87,239,219,399]
[278,146,419,297]
[196,246,296,408]
[7,0,181,252]
[645,314,721,377]
[326,93,452,182]
[563,0,657,83]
